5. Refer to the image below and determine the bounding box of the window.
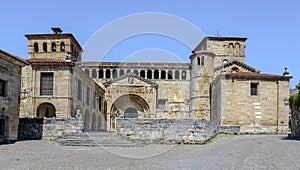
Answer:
[85,69,90,76]
[140,70,145,78]
[99,69,104,78]
[51,42,56,52]
[98,96,102,111]
[91,69,97,78]
[154,70,159,79]
[113,69,118,78]
[147,70,152,79]
[105,69,111,79]
[93,92,96,109]
[201,56,204,65]
[0,80,6,97]
[60,42,65,52]
[197,57,200,65]
[168,70,173,79]
[40,73,53,95]
[158,99,166,111]
[182,70,187,80]
[119,69,125,76]
[175,70,180,79]
[250,83,258,96]
[77,80,82,101]
[34,42,39,52]
[231,67,239,73]
[86,86,90,105]
[161,70,166,79]
[43,42,47,52]
[133,70,138,75]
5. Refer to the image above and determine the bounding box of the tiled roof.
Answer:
[215,60,260,73]
[0,49,28,65]
[225,72,292,80]
[76,61,191,67]
[27,58,73,64]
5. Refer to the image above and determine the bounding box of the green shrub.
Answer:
[290,93,300,107]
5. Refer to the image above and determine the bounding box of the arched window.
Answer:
[34,42,39,52]
[235,43,240,55]
[154,70,159,79]
[201,56,204,65]
[175,70,180,79]
[133,70,138,75]
[105,69,111,79]
[126,69,131,74]
[222,59,228,64]
[140,70,145,78]
[119,69,125,76]
[197,57,200,65]
[147,70,152,79]
[168,70,173,79]
[182,70,187,80]
[60,42,65,52]
[91,69,97,78]
[85,69,90,76]
[99,69,104,78]
[113,69,118,78]
[43,42,47,52]
[228,43,234,55]
[51,42,56,52]
[161,70,166,79]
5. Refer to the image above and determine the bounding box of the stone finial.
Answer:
[283,67,289,76]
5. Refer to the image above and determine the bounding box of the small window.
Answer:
[182,70,187,80]
[105,69,111,79]
[34,42,39,52]
[43,42,47,52]
[0,79,7,97]
[231,67,239,73]
[154,70,159,79]
[51,42,56,52]
[126,69,131,74]
[140,70,145,78]
[133,70,138,75]
[113,69,118,78]
[99,69,104,78]
[201,56,204,65]
[119,69,125,76]
[175,70,180,79]
[86,86,90,105]
[98,96,102,111]
[197,57,200,65]
[91,69,97,78]
[60,42,65,52]
[168,70,173,79]
[158,99,166,111]
[250,83,258,96]
[161,70,166,79]
[77,80,82,101]
[147,70,152,79]
[40,73,53,95]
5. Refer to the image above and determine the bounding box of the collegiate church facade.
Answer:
[18,28,291,133]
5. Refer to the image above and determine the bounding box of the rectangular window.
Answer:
[250,83,258,96]
[0,80,6,97]
[158,99,166,111]
[77,80,82,101]
[86,86,90,105]
[201,56,204,65]
[93,92,96,109]
[40,73,53,95]
[98,96,102,111]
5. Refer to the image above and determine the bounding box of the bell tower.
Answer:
[25,27,82,62]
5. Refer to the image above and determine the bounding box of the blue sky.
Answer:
[1,0,299,87]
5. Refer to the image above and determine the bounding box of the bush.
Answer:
[290,93,300,108]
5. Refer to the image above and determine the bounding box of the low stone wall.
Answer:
[218,126,240,134]
[291,106,300,138]
[18,118,83,140]
[116,118,217,144]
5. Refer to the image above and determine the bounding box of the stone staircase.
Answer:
[55,132,143,147]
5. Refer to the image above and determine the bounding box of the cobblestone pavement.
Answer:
[0,135,299,170]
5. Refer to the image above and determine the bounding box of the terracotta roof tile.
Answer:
[0,49,28,65]
[225,72,292,80]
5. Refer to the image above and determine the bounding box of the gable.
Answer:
[104,72,158,87]
[215,60,260,74]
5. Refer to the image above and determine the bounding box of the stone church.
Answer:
[16,28,291,134]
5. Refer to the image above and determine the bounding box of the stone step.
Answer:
[55,132,143,147]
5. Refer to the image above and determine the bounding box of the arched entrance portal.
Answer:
[110,94,150,119]
[37,103,56,118]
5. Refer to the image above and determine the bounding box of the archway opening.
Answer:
[37,103,56,118]
[124,107,138,118]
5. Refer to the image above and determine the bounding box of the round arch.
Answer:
[110,94,150,118]
[36,102,56,118]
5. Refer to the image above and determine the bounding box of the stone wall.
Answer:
[290,105,300,138]
[18,118,83,140]
[116,118,217,144]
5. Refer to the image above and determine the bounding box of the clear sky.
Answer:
[1,0,299,87]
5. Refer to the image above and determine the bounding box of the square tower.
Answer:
[25,28,83,62]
